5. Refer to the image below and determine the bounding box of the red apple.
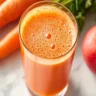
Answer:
[82,26,96,74]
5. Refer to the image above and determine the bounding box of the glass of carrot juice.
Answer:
[19,1,78,96]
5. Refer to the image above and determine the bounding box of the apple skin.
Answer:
[82,26,96,74]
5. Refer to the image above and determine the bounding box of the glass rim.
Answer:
[19,1,78,60]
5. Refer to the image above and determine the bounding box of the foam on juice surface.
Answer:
[21,5,76,59]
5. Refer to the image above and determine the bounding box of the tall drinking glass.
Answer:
[19,1,78,96]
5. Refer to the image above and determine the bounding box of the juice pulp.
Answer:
[20,4,77,96]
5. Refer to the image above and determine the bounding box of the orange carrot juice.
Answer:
[19,1,78,96]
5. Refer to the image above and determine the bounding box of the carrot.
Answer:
[0,0,5,5]
[0,25,20,59]
[0,0,40,28]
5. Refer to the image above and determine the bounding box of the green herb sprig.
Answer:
[52,0,96,32]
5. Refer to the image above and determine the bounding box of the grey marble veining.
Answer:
[0,12,96,96]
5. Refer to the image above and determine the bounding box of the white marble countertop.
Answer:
[0,13,96,96]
